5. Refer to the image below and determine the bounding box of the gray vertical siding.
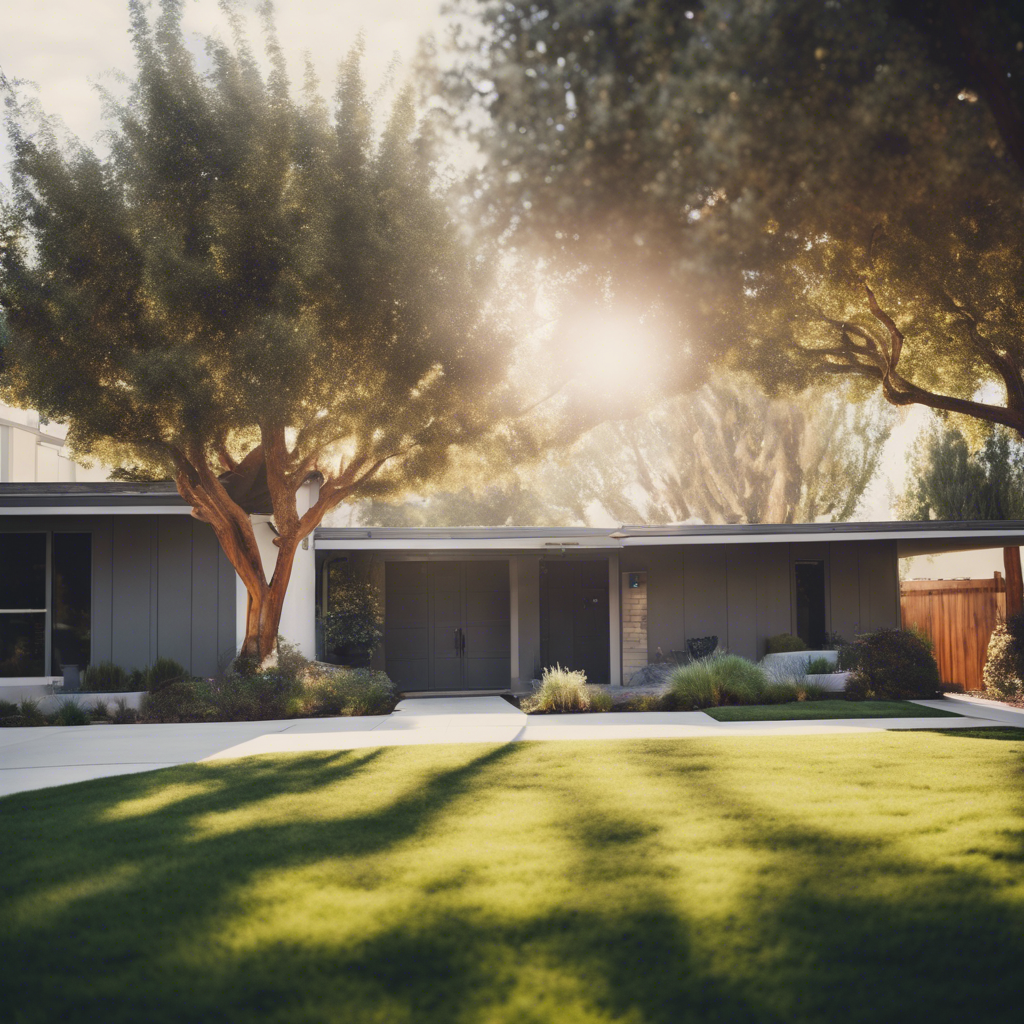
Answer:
[0,514,236,677]
[626,540,900,664]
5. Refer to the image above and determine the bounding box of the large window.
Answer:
[0,532,91,677]
[52,534,91,675]
[0,533,47,676]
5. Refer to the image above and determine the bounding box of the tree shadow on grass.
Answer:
[2,736,1024,1023]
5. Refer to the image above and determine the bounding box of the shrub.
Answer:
[836,643,860,672]
[213,670,299,721]
[18,698,46,726]
[666,654,770,709]
[686,636,718,660]
[521,666,592,712]
[766,633,808,654]
[982,621,1023,699]
[822,632,847,650]
[806,656,833,675]
[53,698,90,726]
[146,657,189,690]
[295,665,396,717]
[142,678,217,723]
[587,686,614,712]
[111,698,139,724]
[845,628,942,700]
[799,681,831,701]
[81,661,131,692]
[89,700,110,720]
[0,699,18,720]
[1003,611,1024,683]
[128,668,147,690]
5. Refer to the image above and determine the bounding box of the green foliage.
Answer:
[766,634,809,654]
[89,700,110,720]
[142,679,218,724]
[521,665,596,713]
[845,629,942,700]
[0,699,19,726]
[836,644,861,672]
[212,671,298,722]
[146,658,189,690]
[81,661,130,692]
[291,665,396,718]
[665,653,835,709]
[981,613,1024,699]
[111,698,140,725]
[806,657,833,675]
[440,0,1024,437]
[17,698,45,726]
[52,698,90,727]
[897,423,1024,521]
[322,564,383,658]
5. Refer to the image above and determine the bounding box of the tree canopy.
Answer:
[0,1,527,662]
[438,0,1024,434]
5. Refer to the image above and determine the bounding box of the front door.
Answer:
[384,560,510,691]
[540,559,610,684]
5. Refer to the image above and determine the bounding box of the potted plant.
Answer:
[320,563,383,667]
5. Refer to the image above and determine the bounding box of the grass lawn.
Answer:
[3,730,1024,1023]
[704,699,962,722]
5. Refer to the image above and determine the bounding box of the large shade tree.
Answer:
[0,1,529,664]
[438,0,1024,435]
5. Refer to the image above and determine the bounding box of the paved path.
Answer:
[1,695,1020,798]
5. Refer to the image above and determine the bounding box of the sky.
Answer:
[0,0,992,557]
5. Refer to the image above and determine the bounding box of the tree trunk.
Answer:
[1004,546,1023,619]
[232,539,300,668]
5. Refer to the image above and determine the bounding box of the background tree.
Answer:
[437,0,1024,436]
[0,1,525,665]
[359,380,893,527]
[896,421,1024,613]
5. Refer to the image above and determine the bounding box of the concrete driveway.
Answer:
[1,694,1019,798]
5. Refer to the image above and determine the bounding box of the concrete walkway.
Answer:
[1,695,1019,798]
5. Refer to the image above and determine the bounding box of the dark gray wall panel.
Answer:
[644,546,685,661]
[111,515,154,671]
[726,544,758,660]
[684,545,729,645]
[157,516,193,670]
[191,523,221,675]
[217,547,237,667]
[859,540,899,631]
[755,543,792,654]
[829,542,861,639]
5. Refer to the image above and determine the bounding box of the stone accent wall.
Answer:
[622,572,648,679]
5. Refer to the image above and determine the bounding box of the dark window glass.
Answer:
[0,533,47,609]
[52,533,91,674]
[0,613,46,676]
[795,560,827,649]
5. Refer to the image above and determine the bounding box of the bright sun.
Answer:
[569,308,664,398]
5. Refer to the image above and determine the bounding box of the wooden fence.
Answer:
[899,575,1005,691]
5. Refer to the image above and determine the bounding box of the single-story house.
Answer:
[3,481,1024,691]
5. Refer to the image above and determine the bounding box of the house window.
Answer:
[0,533,47,676]
[52,534,91,675]
[0,532,92,677]
[794,559,827,649]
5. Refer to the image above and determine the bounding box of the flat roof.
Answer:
[314,521,1024,551]
[0,481,191,514]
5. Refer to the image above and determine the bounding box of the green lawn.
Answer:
[704,699,961,721]
[3,730,1024,1023]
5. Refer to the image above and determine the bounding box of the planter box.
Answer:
[34,691,146,715]
[762,650,839,674]
[805,671,850,692]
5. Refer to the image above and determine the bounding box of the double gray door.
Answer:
[384,561,510,691]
